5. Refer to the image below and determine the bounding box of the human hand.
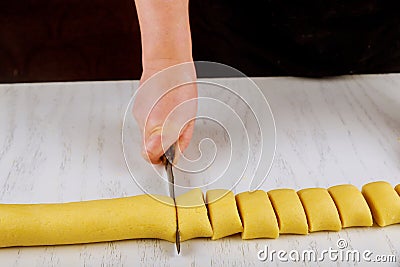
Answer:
[133,60,198,164]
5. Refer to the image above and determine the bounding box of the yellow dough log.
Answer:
[0,194,176,247]
[328,184,373,228]
[268,189,308,235]
[1,181,400,248]
[298,188,341,232]
[235,191,279,239]
[176,189,213,242]
[206,189,243,240]
[362,181,400,227]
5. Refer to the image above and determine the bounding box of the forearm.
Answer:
[133,1,197,164]
[134,0,193,73]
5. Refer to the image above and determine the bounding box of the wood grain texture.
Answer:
[0,75,399,266]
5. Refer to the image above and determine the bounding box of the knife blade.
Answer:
[161,143,181,254]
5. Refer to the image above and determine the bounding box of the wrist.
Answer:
[142,35,193,71]
[142,52,193,82]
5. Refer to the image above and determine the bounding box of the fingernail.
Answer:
[144,134,160,159]
[141,149,151,161]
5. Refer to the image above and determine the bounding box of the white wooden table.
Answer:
[0,74,399,266]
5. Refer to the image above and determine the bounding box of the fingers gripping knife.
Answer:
[161,143,181,254]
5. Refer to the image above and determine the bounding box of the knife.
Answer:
[161,143,181,254]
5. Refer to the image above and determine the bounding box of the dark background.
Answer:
[1,0,400,83]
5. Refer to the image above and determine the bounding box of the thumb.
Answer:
[142,127,177,164]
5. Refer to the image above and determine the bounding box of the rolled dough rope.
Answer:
[297,188,342,232]
[267,189,308,235]
[362,181,400,227]
[176,188,213,241]
[395,184,400,195]
[1,181,400,248]
[206,189,243,240]
[235,191,279,239]
[328,184,373,228]
[0,194,176,247]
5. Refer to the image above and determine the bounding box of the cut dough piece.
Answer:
[362,181,400,227]
[268,189,308,235]
[235,191,279,239]
[0,194,176,247]
[395,184,400,195]
[328,184,373,228]
[298,188,341,232]
[206,189,243,240]
[176,188,213,242]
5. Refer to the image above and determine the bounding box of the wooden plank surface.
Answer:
[0,75,399,266]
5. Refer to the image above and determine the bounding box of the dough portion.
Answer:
[235,191,279,239]
[362,181,400,227]
[0,194,176,247]
[268,189,308,235]
[176,189,213,242]
[206,189,243,240]
[298,188,341,232]
[1,180,399,248]
[328,184,372,227]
